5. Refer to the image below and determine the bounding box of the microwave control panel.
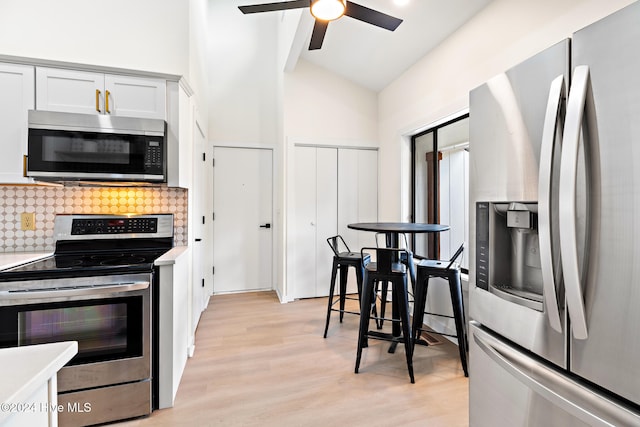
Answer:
[144,139,164,173]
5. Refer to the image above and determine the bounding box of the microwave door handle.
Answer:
[559,65,590,340]
[538,74,565,334]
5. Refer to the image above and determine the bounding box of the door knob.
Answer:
[259,223,271,229]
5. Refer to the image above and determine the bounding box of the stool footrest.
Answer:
[330,308,361,316]
[370,315,403,323]
[329,296,360,306]
[366,330,407,344]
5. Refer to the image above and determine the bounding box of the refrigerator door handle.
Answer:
[559,65,589,340]
[538,74,565,333]
[472,323,640,427]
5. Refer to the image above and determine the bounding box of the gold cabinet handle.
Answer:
[96,89,101,112]
[23,155,28,177]
[105,90,110,114]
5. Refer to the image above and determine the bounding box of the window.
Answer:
[411,114,469,271]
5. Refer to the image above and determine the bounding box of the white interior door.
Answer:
[292,146,318,299]
[213,147,273,293]
[191,119,208,330]
[314,148,338,297]
[338,148,378,248]
[337,148,378,293]
[291,146,337,299]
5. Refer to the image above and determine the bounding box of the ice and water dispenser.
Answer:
[476,202,545,311]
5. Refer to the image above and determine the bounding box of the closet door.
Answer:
[337,148,378,293]
[338,149,359,248]
[354,149,378,250]
[315,148,338,297]
[338,149,379,246]
[292,146,337,299]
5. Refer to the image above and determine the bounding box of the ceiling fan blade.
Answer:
[309,19,329,50]
[344,1,403,31]
[238,0,309,14]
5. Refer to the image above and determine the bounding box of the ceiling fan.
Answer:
[238,0,403,50]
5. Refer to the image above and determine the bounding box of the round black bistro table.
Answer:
[347,222,450,248]
[347,222,450,352]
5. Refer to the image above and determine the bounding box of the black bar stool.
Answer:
[374,233,415,329]
[411,243,468,377]
[355,247,415,383]
[323,235,371,338]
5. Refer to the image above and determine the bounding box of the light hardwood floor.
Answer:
[118,291,469,426]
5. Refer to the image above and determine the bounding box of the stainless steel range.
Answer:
[0,214,173,426]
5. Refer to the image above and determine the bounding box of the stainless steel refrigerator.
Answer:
[469,2,640,425]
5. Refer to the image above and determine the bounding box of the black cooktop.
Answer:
[0,214,174,282]
[0,248,171,282]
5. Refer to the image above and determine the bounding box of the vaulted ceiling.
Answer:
[233,0,493,91]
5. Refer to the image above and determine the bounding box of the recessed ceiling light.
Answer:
[393,0,410,6]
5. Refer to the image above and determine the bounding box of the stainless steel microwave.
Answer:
[26,110,166,183]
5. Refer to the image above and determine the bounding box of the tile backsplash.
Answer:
[0,185,187,252]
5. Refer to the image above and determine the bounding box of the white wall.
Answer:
[0,0,208,140]
[377,0,636,335]
[0,0,190,78]
[377,0,636,222]
[206,2,282,296]
[206,4,378,300]
[282,59,378,300]
[284,59,378,143]
[189,0,210,120]
[274,10,306,300]
[207,3,279,145]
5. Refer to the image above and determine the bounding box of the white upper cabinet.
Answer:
[0,62,34,184]
[36,67,166,119]
[104,74,166,119]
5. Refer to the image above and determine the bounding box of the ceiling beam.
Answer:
[283,9,315,72]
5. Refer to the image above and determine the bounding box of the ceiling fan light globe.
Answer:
[310,0,346,21]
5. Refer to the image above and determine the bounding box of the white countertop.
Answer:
[0,341,77,423]
[0,252,52,271]
[155,246,189,266]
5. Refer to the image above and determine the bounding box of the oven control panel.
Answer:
[54,214,173,240]
[71,217,158,235]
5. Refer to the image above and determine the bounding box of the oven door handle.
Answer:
[0,281,149,300]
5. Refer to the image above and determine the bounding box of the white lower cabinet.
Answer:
[289,145,378,299]
[0,342,77,427]
[157,247,190,409]
[0,62,34,184]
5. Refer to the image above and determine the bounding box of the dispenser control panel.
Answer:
[476,202,490,291]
